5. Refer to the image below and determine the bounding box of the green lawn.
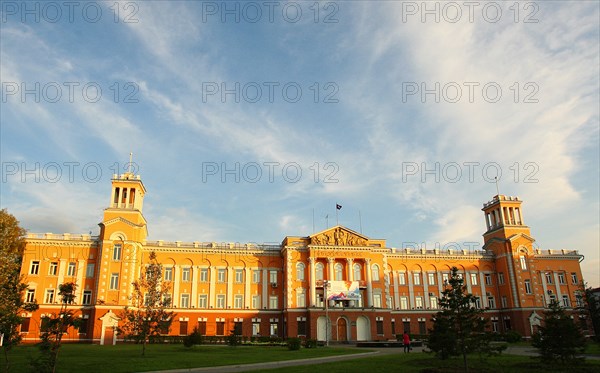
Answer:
[1,344,363,373]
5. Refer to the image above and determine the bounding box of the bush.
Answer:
[503,331,522,343]
[287,337,301,350]
[304,339,318,348]
[227,330,242,347]
[183,327,204,347]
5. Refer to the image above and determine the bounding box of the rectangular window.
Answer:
[26,289,35,303]
[296,292,306,307]
[198,294,208,308]
[492,320,499,332]
[470,273,478,286]
[252,295,261,309]
[252,322,261,336]
[391,320,396,335]
[45,289,55,304]
[520,256,527,270]
[400,297,408,310]
[525,280,532,294]
[269,296,278,309]
[269,270,277,284]
[270,322,278,337]
[235,269,243,283]
[545,272,553,284]
[179,321,188,335]
[430,297,438,309]
[216,321,225,335]
[110,273,119,290]
[48,262,58,276]
[78,318,88,334]
[484,274,492,286]
[200,268,208,282]
[488,297,496,308]
[298,320,307,335]
[403,321,410,333]
[562,295,570,307]
[253,270,261,283]
[558,273,566,285]
[399,272,406,285]
[164,267,173,281]
[67,262,76,277]
[413,273,421,285]
[571,273,578,284]
[376,320,384,335]
[113,244,122,261]
[576,294,584,308]
[216,294,225,308]
[234,322,242,335]
[30,261,40,275]
[182,268,190,282]
[234,295,243,309]
[83,290,92,305]
[415,296,423,309]
[498,272,505,285]
[419,321,426,335]
[181,294,190,308]
[86,263,94,278]
[428,273,435,285]
[218,269,226,283]
[21,318,31,333]
[373,294,382,308]
[197,321,206,335]
[501,296,508,308]
[474,297,481,309]
[442,273,449,284]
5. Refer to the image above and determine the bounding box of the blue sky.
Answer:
[1,1,599,286]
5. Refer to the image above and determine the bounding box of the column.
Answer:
[437,272,443,294]
[346,258,354,281]
[227,267,233,308]
[173,265,180,306]
[365,259,373,307]
[191,266,199,308]
[327,258,334,280]
[393,271,400,309]
[208,266,216,308]
[423,272,430,308]
[309,258,316,306]
[466,271,473,293]
[245,268,251,308]
[553,272,562,301]
[499,207,506,225]
[407,270,415,309]
[76,259,86,303]
[262,268,268,309]
[57,259,67,291]
[480,272,487,307]
[540,271,549,305]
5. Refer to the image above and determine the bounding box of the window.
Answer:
[373,294,382,308]
[252,270,260,283]
[296,291,306,307]
[110,273,119,290]
[197,321,207,335]
[571,273,578,284]
[252,322,261,336]
[45,289,55,304]
[576,293,584,307]
[484,274,492,286]
[391,320,396,335]
[545,272,553,284]
[269,296,278,309]
[562,295,570,307]
[30,261,40,275]
[181,294,190,308]
[525,280,532,294]
[235,269,243,283]
[353,264,361,281]
[164,267,173,281]
[419,321,426,335]
[376,320,384,335]
[334,263,343,281]
[163,293,172,307]
[198,294,207,308]
[86,263,94,278]
[549,294,557,304]
[298,319,307,335]
[270,322,278,336]
[200,268,208,282]
[182,268,190,282]
[216,295,225,308]
[252,295,261,309]
[113,244,122,261]
[413,272,421,285]
[400,297,408,310]
[501,296,508,308]
[78,318,88,334]
[234,295,243,309]
[233,321,242,335]
[26,289,35,303]
[474,297,481,309]
[430,297,438,309]
[558,273,566,285]
[442,273,449,284]
[403,321,410,334]
[372,264,380,281]
[415,296,423,309]
[428,273,435,285]
[83,290,92,305]
[179,321,188,336]
[216,321,225,335]
[387,296,393,309]
[492,319,499,332]
[67,262,76,277]
[488,297,496,308]
[470,273,478,286]
[296,263,305,281]
[48,262,58,276]
[315,263,324,280]
[269,270,277,284]
[218,269,226,283]
[498,272,505,285]
[519,256,527,270]
[21,318,31,333]
[399,272,406,285]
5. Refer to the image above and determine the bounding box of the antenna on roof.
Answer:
[128,152,133,174]
[495,176,500,196]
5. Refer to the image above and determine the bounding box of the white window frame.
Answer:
[296,263,305,281]
[413,272,421,285]
[218,269,226,283]
[48,262,58,276]
[200,268,209,282]
[113,244,122,261]
[234,295,243,308]
[353,263,362,281]
[315,263,324,280]
[164,267,173,281]
[252,295,261,309]
[180,293,190,308]
[235,269,244,283]
[82,290,92,305]
[182,268,191,282]
[372,264,380,281]
[45,289,55,304]
[67,262,76,277]
[428,273,435,285]
[110,273,119,290]
[216,294,225,308]
[252,270,260,283]
[86,263,94,278]
[198,294,208,308]
[269,296,278,309]
[26,289,36,303]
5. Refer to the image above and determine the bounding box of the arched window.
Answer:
[372,264,380,281]
[334,263,343,281]
[353,263,362,281]
[315,263,324,281]
[296,263,305,281]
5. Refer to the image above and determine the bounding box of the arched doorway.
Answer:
[356,316,370,341]
[337,318,348,341]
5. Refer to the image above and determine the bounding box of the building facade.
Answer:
[18,171,589,344]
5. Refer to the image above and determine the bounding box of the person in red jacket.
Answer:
[403,332,411,353]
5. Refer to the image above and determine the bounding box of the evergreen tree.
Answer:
[0,209,39,372]
[427,266,489,372]
[532,299,586,364]
[117,251,175,356]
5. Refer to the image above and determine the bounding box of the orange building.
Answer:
[18,171,589,344]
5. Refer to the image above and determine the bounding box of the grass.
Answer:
[1,344,364,373]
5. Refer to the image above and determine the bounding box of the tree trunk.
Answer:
[463,351,468,373]
[4,346,10,373]
[142,339,146,356]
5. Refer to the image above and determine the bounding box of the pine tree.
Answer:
[532,299,586,364]
[117,251,175,356]
[427,266,489,372]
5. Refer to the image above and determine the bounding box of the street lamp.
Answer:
[324,280,330,346]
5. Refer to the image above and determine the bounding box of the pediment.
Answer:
[508,233,536,243]
[309,226,369,246]
[101,216,145,228]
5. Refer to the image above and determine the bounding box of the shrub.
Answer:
[183,327,204,347]
[287,337,301,350]
[227,330,242,347]
[504,331,522,343]
[304,339,318,348]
